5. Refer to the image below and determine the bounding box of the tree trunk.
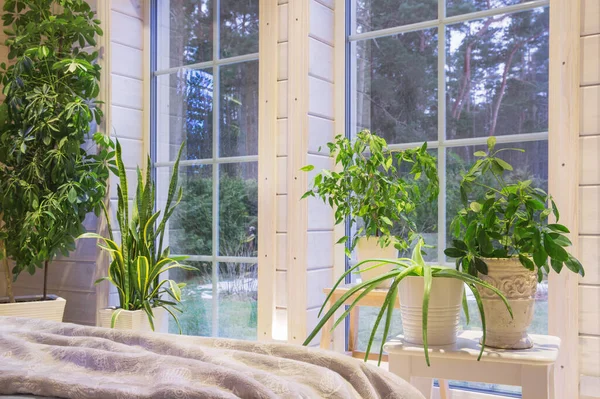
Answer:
[2,241,14,303]
[43,259,49,301]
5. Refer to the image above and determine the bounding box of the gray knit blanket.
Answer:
[0,317,422,399]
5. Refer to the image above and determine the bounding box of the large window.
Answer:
[152,0,259,339]
[348,0,549,395]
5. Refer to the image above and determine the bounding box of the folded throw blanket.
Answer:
[0,317,423,399]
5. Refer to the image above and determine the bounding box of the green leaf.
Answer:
[495,158,513,171]
[547,224,569,233]
[518,254,535,271]
[300,165,314,172]
[444,247,466,258]
[67,187,77,203]
[474,151,487,157]
[469,202,482,213]
[543,233,569,262]
[487,136,496,151]
[565,255,584,277]
[550,258,563,274]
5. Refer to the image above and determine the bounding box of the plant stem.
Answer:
[43,259,49,301]
[2,241,15,303]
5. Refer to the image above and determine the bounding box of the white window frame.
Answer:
[150,0,259,337]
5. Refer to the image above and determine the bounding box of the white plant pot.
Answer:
[399,276,464,346]
[356,237,398,288]
[476,257,537,349]
[0,295,66,322]
[98,307,169,333]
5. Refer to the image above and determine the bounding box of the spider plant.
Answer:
[303,240,513,366]
[79,140,196,332]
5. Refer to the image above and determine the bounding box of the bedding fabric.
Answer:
[0,317,423,399]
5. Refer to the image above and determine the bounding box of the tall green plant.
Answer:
[80,141,195,331]
[303,240,513,366]
[302,131,439,253]
[444,137,584,281]
[0,0,113,302]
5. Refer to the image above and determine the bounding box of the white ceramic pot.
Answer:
[0,295,66,322]
[356,237,398,288]
[477,257,538,349]
[98,307,169,333]
[399,276,464,346]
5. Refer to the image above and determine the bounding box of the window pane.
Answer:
[355,0,437,34]
[446,8,549,140]
[158,0,213,69]
[217,262,258,339]
[355,30,438,144]
[169,261,214,335]
[219,162,258,257]
[220,0,259,58]
[447,0,530,18]
[156,70,214,163]
[162,164,213,257]
[219,61,259,157]
[357,307,403,352]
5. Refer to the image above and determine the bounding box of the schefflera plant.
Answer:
[303,240,512,366]
[444,137,584,281]
[301,130,439,254]
[80,141,196,332]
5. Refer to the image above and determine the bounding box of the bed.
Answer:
[0,317,423,399]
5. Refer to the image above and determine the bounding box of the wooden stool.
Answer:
[384,330,560,399]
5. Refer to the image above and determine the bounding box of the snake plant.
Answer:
[303,240,513,366]
[79,140,196,332]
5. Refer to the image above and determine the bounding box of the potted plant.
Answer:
[304,240,512,366]
[0,0,112,321]
[301,131,438,287]
[444,137,584,349]
[80,140,195,333]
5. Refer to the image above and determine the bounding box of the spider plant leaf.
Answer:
[331,284,378,331]
[143,301,155,331]
[422,260,432,366]
[462,289,470,325]
[466,282,486,361]
[163,305,182,334]
[378,275,401,366]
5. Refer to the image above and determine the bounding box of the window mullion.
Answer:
[437,0,447,263]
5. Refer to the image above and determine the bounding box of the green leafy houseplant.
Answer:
[444,137,584,280]
[303,240,512,366]
[79,140,195,331]
[0,0,113,303]
[302,130,439,253]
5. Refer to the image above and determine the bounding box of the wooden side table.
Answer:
[384,330,561,399]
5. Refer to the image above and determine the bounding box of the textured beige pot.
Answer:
[399,276,464,346]
[356,237,398,288]
[477,257,538,349]
[0,295,66,322]
[98,307,168,333]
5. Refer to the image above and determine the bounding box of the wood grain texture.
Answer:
[579,286,600,335]
[580,236,600,285]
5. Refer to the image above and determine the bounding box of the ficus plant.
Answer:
[301,131,439,254]
[303,240,513,366]
[444,137,585,281]
[0,0,114,302]
[79,141,196,332]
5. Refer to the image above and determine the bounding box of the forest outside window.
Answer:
[348,0,549,395]
[151,0,259,339]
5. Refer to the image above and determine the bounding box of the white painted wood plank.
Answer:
[109,137,143,169]
[582,35,600,85]
[111,42,143,80]
[276,271,287,307]
[278,81,288,119]
[306,307,323,343]
[580,236,600,285]
[111,106,143,140]
[273,308,288,340]
[315,0,334,10]
[278,4,288,43]
[580,336,600,376]
[308,76,334,119]
[309,0,334,45]
[581,375,600,399]
[579,285,600,335]
[111,0,143,19]
[306,155,334,231]
[308,115,334,154]
[581,85,600,136]
[582,0,600,36]
[307,231,335,269]
[277,119,288,156]
[306,268,333,309]
[580,135,600,185]
[309,37,334,83]
[111,10,143,50]
[278,42,288,81]
[277,194,287,233]
[580,186,600,235]
[276,233,287,271]
[111,75,143,110]
[277,156,287,195]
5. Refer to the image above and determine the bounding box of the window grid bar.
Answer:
[436,0,447,263]
[154,155,259,168]
[348,0,549,42]
[177,255,259,264]
[153,52,259,76]
[211,0,221,337]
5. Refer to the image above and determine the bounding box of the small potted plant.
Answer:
[444,137,584,349]
[303,240,512,366]
[0,0,111,321]
[302,131,438,287]
[80,141,195,333]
